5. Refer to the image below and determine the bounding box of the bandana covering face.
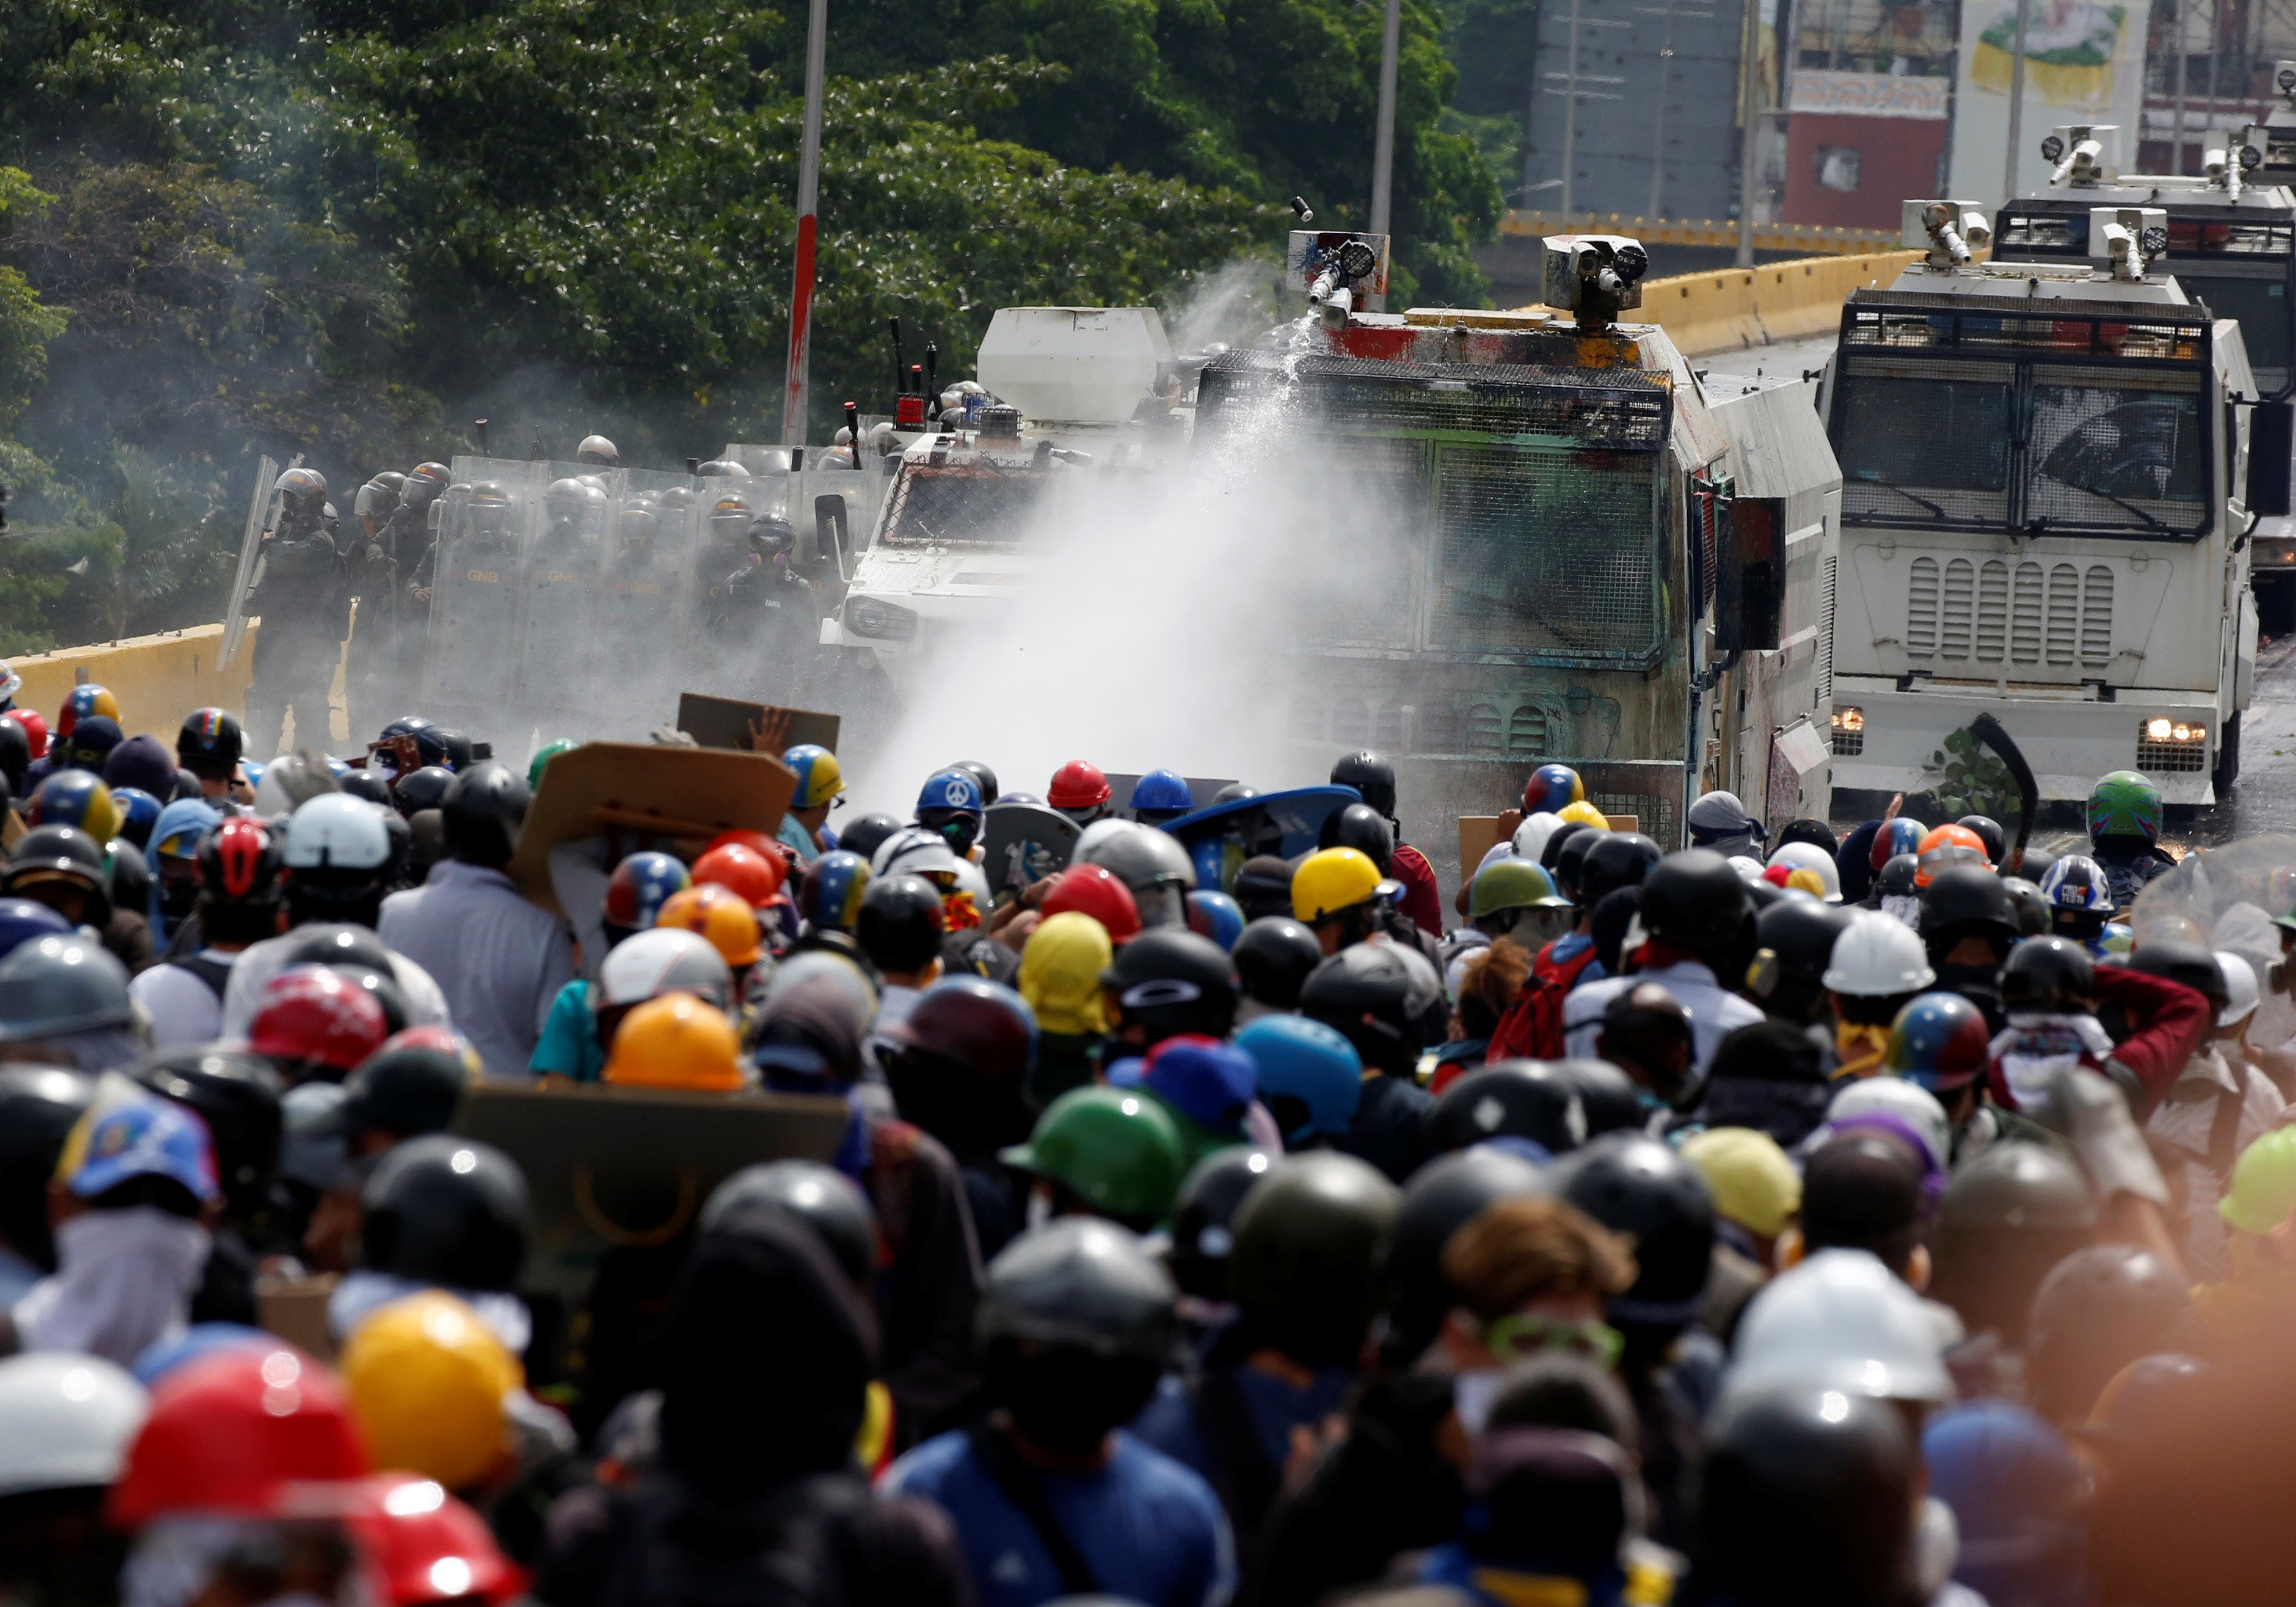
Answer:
[13,1207,212,1366]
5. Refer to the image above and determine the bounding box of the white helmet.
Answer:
[1511,811,1563,864]
[1073,818,1141,862]
[2218,950,2260,1028]
[253,750,338,814]
[0,1354,147,1496]
[872,825,961,880]
[578,434,619,466]
[1822,911,1936,997]
[1766,841,1842,902]
[283,793,393,872]
[1825,1076,1950,1170]
[599,927,733,1011]
[1729,855,1767,884]
[949,855,992,914]
[1724,1248,1953,1406]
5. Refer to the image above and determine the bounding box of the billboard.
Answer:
[1947,0,2149,209]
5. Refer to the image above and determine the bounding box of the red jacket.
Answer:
[1392,843,1443,936]
[1985,966,2212,1117]
[1485,935,1601,1063]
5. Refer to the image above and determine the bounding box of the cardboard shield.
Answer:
[979,802,1081,895]
[451,1081,851,1300]
[508,741,796,915]
[1160,785,1364,893]
[675,692,841,756]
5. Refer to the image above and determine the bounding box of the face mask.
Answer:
[1454,1368,1506,1436]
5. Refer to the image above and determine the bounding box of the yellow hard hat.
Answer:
[604,990,744,1091]
[1292,847,1383,923]
[1680,1126,1800,1240]
[1557,800,1609,830]
[340,1292,521,1490]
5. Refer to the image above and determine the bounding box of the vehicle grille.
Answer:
[2137,722,2209,773]
[1908,557,2112,670]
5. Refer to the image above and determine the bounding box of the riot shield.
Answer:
[510,463,614,716]
[595,469,702,726]
[421,462,542,709]
[2130,833,2296,1053]
[220,454,279,669]
[981,802,1081,897]
[451,1081,851,1301]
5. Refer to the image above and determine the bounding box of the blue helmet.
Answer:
[1523,763,1584,814]
[0,897,71,964]
[28,771,118,843]
[1235,1015,1364,1144]
[784,745,845,809]
[603,850,691,933]
[1881,991,1993,1092]
[149,798,224,862]
[110,786,164,851]
[1185,890,1245,952]
[802,851,873,932]
[2039,854,2114,913]
[917,767,986,816]
[1130,768,1194,817]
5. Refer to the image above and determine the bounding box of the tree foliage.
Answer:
[0,0,1496,650]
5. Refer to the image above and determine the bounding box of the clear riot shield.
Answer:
[598,470,704,720]
[2130,834,2296,1055]
[421,461,544,709]
[510,462,614,716]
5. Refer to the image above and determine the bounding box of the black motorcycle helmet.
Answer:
[1745,896,1855,1022]
[1168,1147,1273,1303]
[0,1067,99,1267]
[1102,927,1238,1043]
[1549,1132,1715,1334]
[1427,1062,1592,1157]
[979,1218,1177,1456]
[129,1048,285,1223]
[2027,1244,2191,1425]
[440,763,526,868]
[340,1040,468,1145]
[391,765,457,819]
[1298,943,1418,1076]
[1919,862,2019,958]
[108,840,151,923]
[1638,849,1748,953]
[1553,1058,1644,1138]
[2000,876,2051,938]
[1873,853,1919,901]
[1576,833,1661,908]
[1232,916,1325,1011]
[836,812,904,866]
[1553,830,1602,905]
[338,770,394,809]
[358,1135,530,1292]
[2125,937,2231,1015]
[1957,814,2007,866]
[1538,822,1587,876]
[855,873,946,975]
[1317,804,1394,875]
[1226,1152,1401,1367]
[1383,1145,1547,1363]
[1328,751,1397,820]
[700,1160,878,1290]
[0,720,27,794]
[1930,1142,2095,1345]
[2000,935,2096,1014]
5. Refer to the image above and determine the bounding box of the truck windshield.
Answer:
[2181,273,2292,374]
[1834,359,2210,540]
[880,463,1053,547]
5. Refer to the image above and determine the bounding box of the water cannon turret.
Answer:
[1289,231,1390,327]
[2039,125,2117,187]
[1902,200,1992,269]
[1540,234,1649,330]
[2090,206,2170,280]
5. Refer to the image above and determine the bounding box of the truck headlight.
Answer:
[2144,717,2207,742]
[1831,705,1864,756]
[844,596,917,641]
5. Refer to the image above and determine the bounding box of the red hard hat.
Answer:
[1048,760,1112,811]
[692,842,787,908]
[1040,862,1143,944]
[705,829,779,861]
[108,1345,370,1529]
[2,709,46,760]
[250,965,393,1074]
[351,1474,524,1606]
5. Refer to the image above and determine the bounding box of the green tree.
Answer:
[0,167,70,654]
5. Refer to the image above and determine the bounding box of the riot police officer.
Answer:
[245,467,347,758]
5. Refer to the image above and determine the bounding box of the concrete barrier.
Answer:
[9,621,348,750]
[1631,249,1923,356]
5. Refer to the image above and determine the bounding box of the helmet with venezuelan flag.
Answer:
[783,745,844,809]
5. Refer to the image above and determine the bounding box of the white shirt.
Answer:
[377,862,577,1080]
[218,933,454,1040]
[129,951,237,1048]
[1563,957,1765,1076]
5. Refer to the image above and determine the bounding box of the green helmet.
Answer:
[1227,1152,1400,1361]
[2220,1127,2296,1236]
[1000,1085,1186,1229]
[2086,769,2161,843]
[527,738,578,793]
[1470,856,1569,920]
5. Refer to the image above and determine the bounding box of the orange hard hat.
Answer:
[1915,822,1989,888]
[109,1345,369,1530]
[705,829,780,861]
[692,842,787,907]
[603,991,744,1091]
[656,883,764,966]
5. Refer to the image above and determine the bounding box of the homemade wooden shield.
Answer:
[452,1080,851,1301]
[675,692,841,756]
